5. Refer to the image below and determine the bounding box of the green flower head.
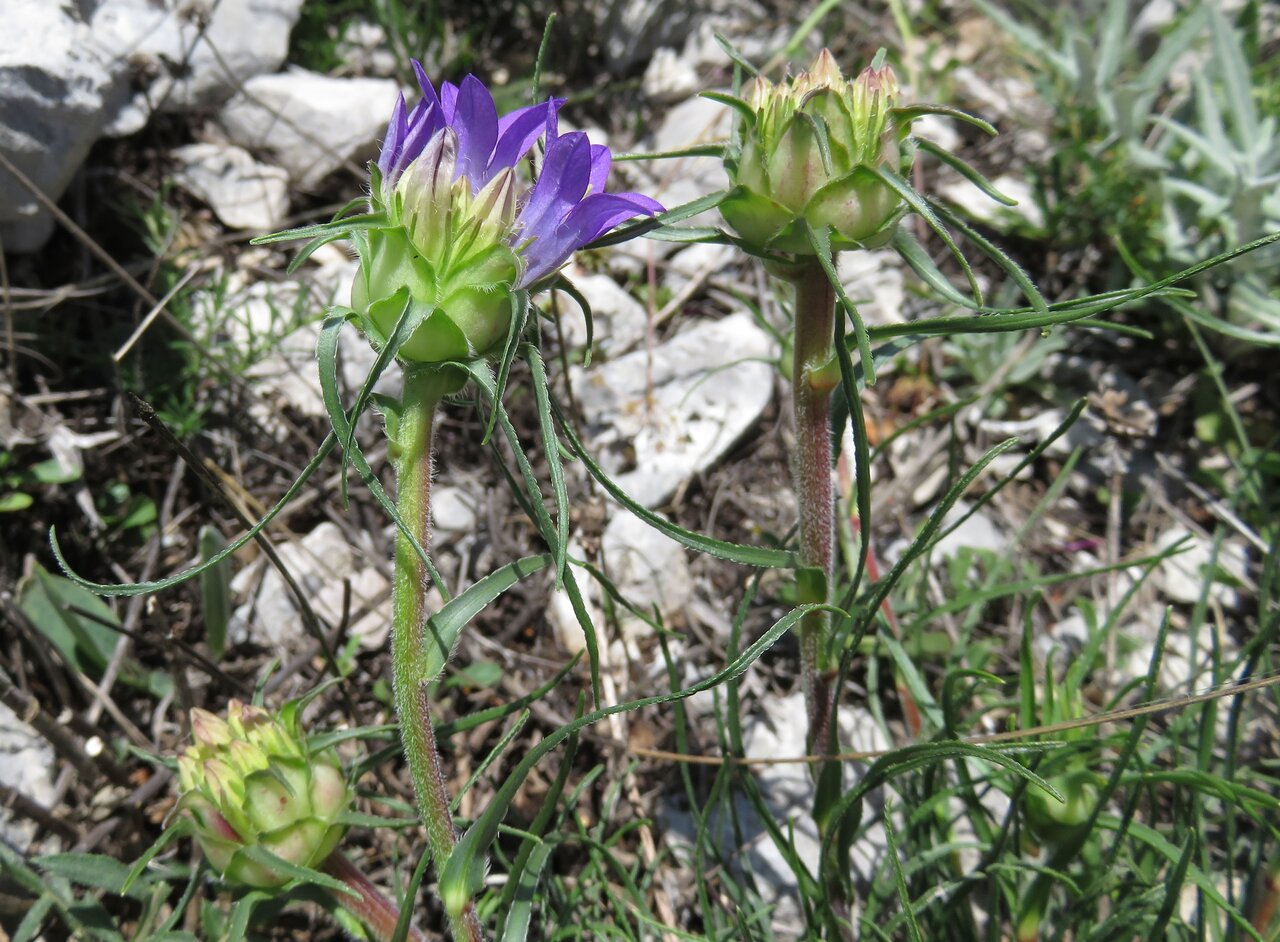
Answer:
[176,699,350,889]
[721,49,910,256]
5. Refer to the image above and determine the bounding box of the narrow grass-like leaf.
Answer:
[440,603,833,911]
[233,847,354,897]
[249,213,387,245]
[890,228,980,309]
[895,104,998,136]
[198,525,231,660]
[482,288,531,445]
[869,164,984,305]
[700,91,756,127]
[614,144,729,161]
[35,853,151,899]
[808,221,876,384]
[712,32,759,76]
[390,847,431,942]
[1103,818,1259,939]
[847,437,1020,627]
[462,361,603,704]
[833,314,873,602]
[224,891,272,942]
[497,708,581,941]
[549,276,594,364]
[551,397,796,569]
[531,11,555,101]
[916,139,1018,205]
[882,805,925,942]
[930,200,1049,316]
[413,555,551,686]
[526,348,570,588]
[585,190,730,250]
[316,310,448,598]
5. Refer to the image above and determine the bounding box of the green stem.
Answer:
[322,851,427,942]
[391,364,485,942]
[791,259,838,755]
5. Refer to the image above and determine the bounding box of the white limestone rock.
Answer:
[646,93,732,216]
[219,69,400,188]
[1155,527,1248,607]
[93,0,306,135]
[229,522,392,651]
[837,249,906,328]
[171,142,290,231]
[601,509,693,641]
[643,47,700,103]
[0,701,58,852]
[558,264,649,357]
[0,1,126,252]
[572,311,776,508]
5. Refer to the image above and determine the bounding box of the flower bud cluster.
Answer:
[721,49,910,256]
[176,700,350,889]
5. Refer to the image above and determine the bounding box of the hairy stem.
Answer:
[791,259,838,756]
[391,364,484,942]
[322,851,426,942]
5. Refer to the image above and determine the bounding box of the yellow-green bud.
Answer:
[175,699,351,889]
[720,49,909,256]
[1024,768,1101,845]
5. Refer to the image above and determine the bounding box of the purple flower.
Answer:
[375,62,663,290]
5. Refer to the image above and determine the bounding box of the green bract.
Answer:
[720,49,911,256]
[176,699,350,889]
[352,128,521,364]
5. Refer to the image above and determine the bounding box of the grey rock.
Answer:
[572,311,776,508]
[1155,527,1248,607]
[601,510,693,640]
[229,522,391,652]
[647,93,732,215]
[94,0,305,135]
[558,264,649,357]
[433,486,481,535]
[657,693,890,940]
[642,47,700,103]
[219,69,399,188]
[838,249,906,328]
[0,701,57,852]
[0,1,126,252]
[171,142,290,231]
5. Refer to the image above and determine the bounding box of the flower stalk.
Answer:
[790,259,839,757]
[389,363,484,942]
[322,851,427,942]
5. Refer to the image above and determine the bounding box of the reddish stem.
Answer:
[322,851,426,942]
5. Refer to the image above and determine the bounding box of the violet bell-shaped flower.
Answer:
[352,63,663,363]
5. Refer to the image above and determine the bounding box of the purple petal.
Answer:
[515,131,593,242]
[588,143,611,194]
[518,192,662,287]
[395,103,443,182]
[563,192,665,246]
[452,75,499,187]
[411,60,441,115]
[377,93,408,179]
[439,81,459,123]
[490,99,562,176]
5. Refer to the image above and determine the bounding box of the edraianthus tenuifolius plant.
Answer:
[718,49,911,256]
[351,61,664,363]
[175,699,350,889]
